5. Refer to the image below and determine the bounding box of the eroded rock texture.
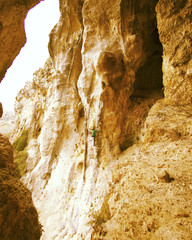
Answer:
[7,0,192,239]
[0,133,41,240]
[0,0,42,239]
[0,0,41,82]
[156,0,192,104]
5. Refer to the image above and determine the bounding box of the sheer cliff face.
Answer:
[156,0,192,104]
[48,0,162,159]
[9,0,192,239]
[0,1,42,239]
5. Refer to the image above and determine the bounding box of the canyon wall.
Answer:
[0,1,42,239]
[1,0,192,239]
[0,124,41,239]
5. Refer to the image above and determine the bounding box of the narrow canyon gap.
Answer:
[0,1,42,239]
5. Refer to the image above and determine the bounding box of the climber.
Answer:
[88,129,101,146]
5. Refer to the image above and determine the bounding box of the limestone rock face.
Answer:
[9,0,192,239]
[0,1,42,238]
[0,111,16,139]
[0,0,41,82]
[156,0,192,104]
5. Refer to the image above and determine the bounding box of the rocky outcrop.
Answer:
[0,132,41,240]
[0,0,41,82]
[156,0,192,105]
[0,111,16,139]
[0,1,42,238]
[5,0,192,239]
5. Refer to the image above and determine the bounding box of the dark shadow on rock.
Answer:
[0,134,41,240]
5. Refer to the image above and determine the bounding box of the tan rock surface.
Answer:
[156,0,192,104]
[92,140,192,239]
[0,133,41,240]
[4,0,192,239]
[0,111,16,139]
[0,1,42,239]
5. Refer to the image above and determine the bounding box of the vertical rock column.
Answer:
[142,0,192,144]
[48,0,83,136]
[156,0,192,104]
[77,0,132,166]
[77,0,160,165]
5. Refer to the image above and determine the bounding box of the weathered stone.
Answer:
[156,0,192,104]
[0,1,42,239]
[1,0,192,239]
[12,0,164,239]
[0,111,15,139]
[0,134,41,240]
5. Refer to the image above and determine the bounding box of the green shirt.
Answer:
[89,129,101,137]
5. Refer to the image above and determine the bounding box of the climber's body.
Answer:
[89,129,101,137]
[88,129,101,146]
